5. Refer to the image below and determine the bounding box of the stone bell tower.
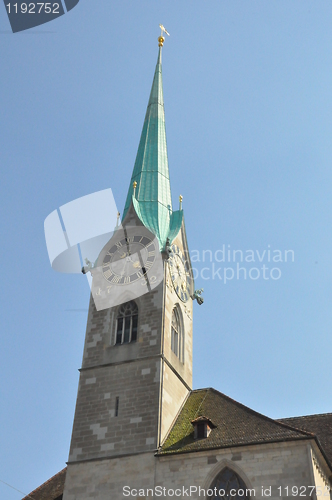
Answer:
[63,34,195,499]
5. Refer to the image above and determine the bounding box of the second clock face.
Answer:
[169,244,191,302]
[102,234,156,285]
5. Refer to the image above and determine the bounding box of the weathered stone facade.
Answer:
[65,204,193,480]
[63,439,331,499]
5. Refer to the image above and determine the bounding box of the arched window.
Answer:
[208,467,250,500]
[115,301,138,345]
[171,305,183,361]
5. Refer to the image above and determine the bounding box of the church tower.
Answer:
[63,34,195,499]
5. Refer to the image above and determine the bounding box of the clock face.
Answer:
[102,234,156,285]
[169,244,191,302]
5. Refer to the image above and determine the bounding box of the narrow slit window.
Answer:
[115,396,119,417]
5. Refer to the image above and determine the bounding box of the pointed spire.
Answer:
[123,34,183,250]
[123,44,170,218]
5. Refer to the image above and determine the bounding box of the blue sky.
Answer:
[1,1,332,498]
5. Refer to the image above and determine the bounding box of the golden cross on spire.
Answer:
[158,24,170,47]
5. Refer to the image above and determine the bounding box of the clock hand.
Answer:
[181,280,187,291]
[175,275,182,286]
[125,254,137,263]
[125,252,141,267]
[120,259,129,276]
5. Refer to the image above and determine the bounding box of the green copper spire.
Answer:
[123,39,183,250]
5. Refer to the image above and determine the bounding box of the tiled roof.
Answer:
[158,388,313,455]
[22,467,66,500]
[278,413,332,465]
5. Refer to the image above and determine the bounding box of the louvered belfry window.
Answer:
[115,301,138,345]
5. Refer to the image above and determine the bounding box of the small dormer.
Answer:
[191,416,216,439]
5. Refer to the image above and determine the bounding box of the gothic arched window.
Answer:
[171,305,183,361]
[115,301,138,345]
[208,467,250,500]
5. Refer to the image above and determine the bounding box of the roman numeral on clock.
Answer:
[111,275,121,284]
[103,269,113,279]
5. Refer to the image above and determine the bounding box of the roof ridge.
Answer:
[205,388,313,438]
[272,419,315,437]
[279,412,332,419]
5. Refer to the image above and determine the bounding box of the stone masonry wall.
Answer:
[82,281,164,370]
[63,452,156,500]
[68,357,161,462]
[63,440,320,500]
[156,440,314,500]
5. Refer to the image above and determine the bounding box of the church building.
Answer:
[23,34,332,500]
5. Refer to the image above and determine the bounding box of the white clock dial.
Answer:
[168,244,190,302]
[102,234,156,285]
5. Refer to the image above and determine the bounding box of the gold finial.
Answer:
[116,211,120,227]
[133,181,137,198]
[159,24,170,47]
[179,195,183,210]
